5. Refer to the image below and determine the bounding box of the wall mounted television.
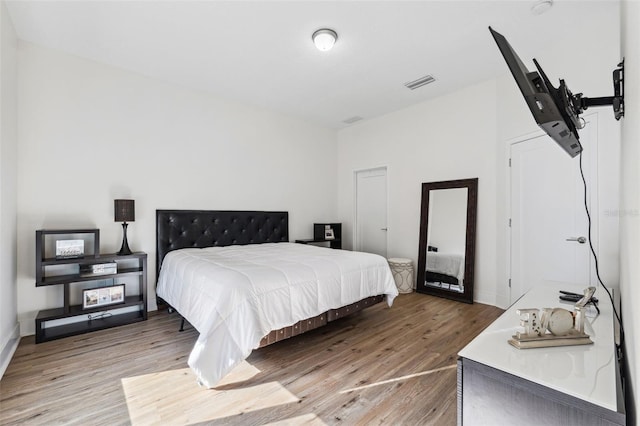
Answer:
[489,27,624,158]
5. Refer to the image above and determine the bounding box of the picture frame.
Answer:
[324,228,335,240]
[82,284,125,310]
[79,262,117,277]
[55,239,84,259]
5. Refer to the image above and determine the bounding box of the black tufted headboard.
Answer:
[156,210,289,277]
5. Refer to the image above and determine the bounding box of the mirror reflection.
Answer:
[425,188,468,293]
[417,178,477,304]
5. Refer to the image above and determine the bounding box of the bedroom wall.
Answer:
[337,80,499,304]
[0,0,19,378]
[16,42,338,336]
[619,0,639,420]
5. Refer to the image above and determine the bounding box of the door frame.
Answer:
[506,112,599,304]
[353,165,389,255]
[504,129,543,306]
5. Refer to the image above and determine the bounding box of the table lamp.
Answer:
[114,199,135,255]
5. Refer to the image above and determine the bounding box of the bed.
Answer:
[425,252,465,289]
[155,210,398,388]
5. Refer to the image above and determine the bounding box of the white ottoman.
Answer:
[388,258,414,294]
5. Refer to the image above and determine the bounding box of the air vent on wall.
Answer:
[404,74,436,90]
[343,116,364,124]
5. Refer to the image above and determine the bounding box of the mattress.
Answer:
[156,242,398,388]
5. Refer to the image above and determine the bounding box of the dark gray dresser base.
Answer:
[457,357,625,425]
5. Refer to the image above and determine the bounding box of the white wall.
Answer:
[619,0,639,420]
[337,80,498,304]
[16,42,338,336]
[337,4,621,308]
[0,0,19,378]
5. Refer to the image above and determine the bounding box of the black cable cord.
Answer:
[578,147,625,349]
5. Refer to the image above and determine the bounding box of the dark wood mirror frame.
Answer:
[416,178,478,303]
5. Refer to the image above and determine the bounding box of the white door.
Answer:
[510,119,596,304]
[355,167,388,257]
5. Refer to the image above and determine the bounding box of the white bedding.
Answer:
[156,242,398,388]
[426,252,465,282]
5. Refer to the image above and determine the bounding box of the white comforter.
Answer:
[156,242,398,388]
[426,252,465,282]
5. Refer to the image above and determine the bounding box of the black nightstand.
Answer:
[295,223,342,249]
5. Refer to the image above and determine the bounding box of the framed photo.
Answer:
[324,228,335,240]
[55,239,84,259]
[82,284,125,310]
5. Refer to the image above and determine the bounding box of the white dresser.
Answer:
[457,282,625,425]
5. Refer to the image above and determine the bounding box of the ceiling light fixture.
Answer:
[531,0,553,15]
[312,28,338,51]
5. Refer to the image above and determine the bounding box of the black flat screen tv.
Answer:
[489,27,582,157]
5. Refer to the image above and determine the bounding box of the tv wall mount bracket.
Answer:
[571,59,624,120]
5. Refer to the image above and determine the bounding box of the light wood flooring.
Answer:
[0,293,503,425]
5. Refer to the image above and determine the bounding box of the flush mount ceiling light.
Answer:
[531,0,553,15]
[312,28,338,51]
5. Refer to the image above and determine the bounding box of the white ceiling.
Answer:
[5,0,619,129]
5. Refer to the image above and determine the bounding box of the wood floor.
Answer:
[0,293,503,425]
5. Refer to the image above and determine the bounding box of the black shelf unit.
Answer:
[35,229,147,343]
[295,223,342,249]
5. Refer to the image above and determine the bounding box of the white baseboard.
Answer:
[0,322,20,380]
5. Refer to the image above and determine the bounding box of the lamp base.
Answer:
[118,222,133,256]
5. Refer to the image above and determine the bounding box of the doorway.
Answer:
[509,118,597,304]
[354,167,388,257]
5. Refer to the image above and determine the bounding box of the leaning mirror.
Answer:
[416,178,478,303]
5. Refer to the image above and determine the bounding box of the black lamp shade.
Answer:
[114,199,135,223]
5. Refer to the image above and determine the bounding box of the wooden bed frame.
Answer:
[155,209,385,347]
